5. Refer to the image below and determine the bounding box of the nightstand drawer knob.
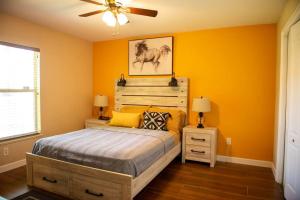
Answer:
[191,137,205,142]
[191,149,205,154]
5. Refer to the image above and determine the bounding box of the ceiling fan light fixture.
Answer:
[79,0,158,28]
[117,13,128,25]
[102,10,116,27]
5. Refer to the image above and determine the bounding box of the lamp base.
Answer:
[98,116,110,120]
[197,123,204,128]
[98,107,110,120]
[197,112,204,128]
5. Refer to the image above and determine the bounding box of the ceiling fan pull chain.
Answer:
[112,23,120,36]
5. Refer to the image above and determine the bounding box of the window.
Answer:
[0,41,40,140]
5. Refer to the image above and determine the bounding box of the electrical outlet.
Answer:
[3,147,8,156]
[226,138,232,145]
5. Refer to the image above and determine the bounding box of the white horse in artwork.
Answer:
[132,40,171,71]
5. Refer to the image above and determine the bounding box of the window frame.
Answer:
[0,41,41,141]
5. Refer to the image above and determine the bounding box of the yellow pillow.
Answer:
[109,111,141,128]
[148,107,185,133]
[120,106,150,127]
[120,106,150,114]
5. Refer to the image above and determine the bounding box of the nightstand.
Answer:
[85,118,109,128]
[182,125,218,167]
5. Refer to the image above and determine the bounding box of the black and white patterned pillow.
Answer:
[141,111,170,131]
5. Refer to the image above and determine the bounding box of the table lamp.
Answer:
[94,95,108,120]
[192,96,211,128]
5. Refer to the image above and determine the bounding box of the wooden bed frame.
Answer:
[26,77,188,200]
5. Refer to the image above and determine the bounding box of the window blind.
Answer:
[0,41,40,140]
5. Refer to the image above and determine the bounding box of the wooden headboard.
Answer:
[115,77,188,114]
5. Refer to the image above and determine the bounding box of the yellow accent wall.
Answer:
[94,24,276,161]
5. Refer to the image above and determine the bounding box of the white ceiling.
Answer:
[0,0,286,41]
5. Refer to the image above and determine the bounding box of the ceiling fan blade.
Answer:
[80,0,104,6]
[79,10,105,17]
[127,7,158,17]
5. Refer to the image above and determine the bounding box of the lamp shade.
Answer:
[117,13,129,25]
[94,95,108,107]
[102,11,116,27]
[192,97,211,113]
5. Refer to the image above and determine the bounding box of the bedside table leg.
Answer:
[210,162,215,167]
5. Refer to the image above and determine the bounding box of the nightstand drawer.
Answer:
[186,133,211,147]
[186,145,211,160]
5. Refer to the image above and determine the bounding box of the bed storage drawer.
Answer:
[33,164,69,196]
[70,174,122,200]
[186,132,211,147]
[186,145,211,161]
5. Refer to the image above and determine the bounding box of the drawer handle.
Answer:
[85,189,104,197]
[42,176,57,184]
[191,149,205,154]
[191,137,205,142]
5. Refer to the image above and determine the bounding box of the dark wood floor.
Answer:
[0,158,284,200]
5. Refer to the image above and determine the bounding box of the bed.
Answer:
[26,77,188,200]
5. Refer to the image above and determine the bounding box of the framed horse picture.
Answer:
[128,36,173,75]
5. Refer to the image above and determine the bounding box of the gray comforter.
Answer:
[32,126,177,177]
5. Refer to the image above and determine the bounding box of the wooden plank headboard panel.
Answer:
[115,77,189,114]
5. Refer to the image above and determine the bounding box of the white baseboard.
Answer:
[271,163,276,178]
[0,159,26,173]
[217,155,273,168]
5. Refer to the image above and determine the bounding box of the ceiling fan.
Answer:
[79,0,158,27]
